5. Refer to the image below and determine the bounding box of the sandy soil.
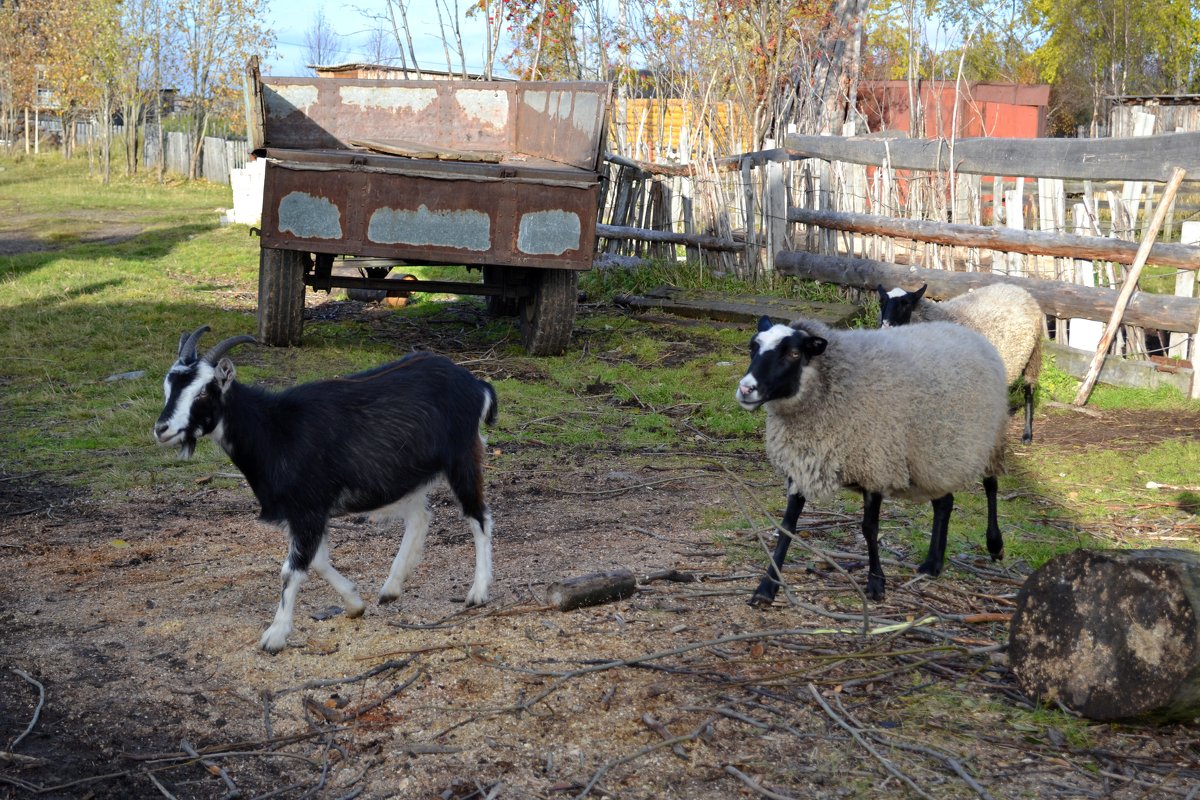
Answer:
[3,306,1200,799]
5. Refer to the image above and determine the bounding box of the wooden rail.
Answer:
[788,207,1200,270]
[783,130,1200,181]
[775,250,1200,335]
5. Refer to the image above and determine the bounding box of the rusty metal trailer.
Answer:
[243,58,610,355]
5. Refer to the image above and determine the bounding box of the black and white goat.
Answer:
[154,326,498,653]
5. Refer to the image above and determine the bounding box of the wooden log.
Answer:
[614,286,859,327]
[1074,167,1188,405]
[774,250,1200,335]
[786,206,1200,271]
[596,223,742,252]
[783,130,1200,182]
[1009,548,1200,722]
[547,569,638,611]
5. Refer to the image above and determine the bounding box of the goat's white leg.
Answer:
[310,540,365,618]
[465,508,494,607]
[378,490,431,604]
[261,560,307,653]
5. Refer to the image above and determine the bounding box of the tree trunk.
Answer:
[1010,548,1200,722]
[808,0,869,135]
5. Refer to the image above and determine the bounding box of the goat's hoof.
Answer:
[749,593,775,608]
[260,628,290,654]
[1021,434,1033,445]
[464,594,489,608]
[989,547,1005,562]
[916,560,942,577]
[377,592,400,606]
[865,577,886,601]
[344,601,366,619]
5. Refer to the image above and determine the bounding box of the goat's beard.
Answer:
[177,437,196,460]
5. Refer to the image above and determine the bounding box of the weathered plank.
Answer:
[775,251,1200,334]
[783,131,1200,182]
[348,138,504,163]
[786,207,1200,271]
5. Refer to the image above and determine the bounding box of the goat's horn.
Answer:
[178,325,211,362]
[202,335,257,364]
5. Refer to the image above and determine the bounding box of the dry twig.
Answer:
[807,683,934,800]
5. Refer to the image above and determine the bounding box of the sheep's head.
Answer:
[153,326,255,458]
[735,316,826,411]
[877,284,926,328]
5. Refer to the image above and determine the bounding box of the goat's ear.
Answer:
[912,284,927,302]
[214,358,237,392]
[801,336,827,358]
[757,315,774,332]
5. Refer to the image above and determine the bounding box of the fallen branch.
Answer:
[724,765,801,800]
[8,668,45,750]
[807,683,934,800]
[575,718,716,799]
[180,739,240,798]
[640,714,687,760]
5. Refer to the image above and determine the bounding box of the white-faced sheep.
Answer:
[153,326,498,653]
[735,316,1009,603]
[877,283,1043,444]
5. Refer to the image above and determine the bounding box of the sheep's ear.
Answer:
[801,336,827,358]
[912,284,927,301]
[214,358,237,393]
[757,315,774,332]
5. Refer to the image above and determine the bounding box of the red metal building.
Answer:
[857,81,1050,139]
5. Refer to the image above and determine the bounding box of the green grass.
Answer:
[2,153,1198,580]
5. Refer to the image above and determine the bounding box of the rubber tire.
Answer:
[483,265,520,317]
[257,247,307,346]
[519,268,577,356]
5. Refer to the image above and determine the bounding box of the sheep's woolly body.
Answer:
[762,319,1008,504]
[911,284,1042,389]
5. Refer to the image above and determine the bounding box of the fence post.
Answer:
[764,142,786,275]
[1073,167,1187,406]
[1173,221,1200,373]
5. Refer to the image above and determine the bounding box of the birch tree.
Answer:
[167,0,273,179]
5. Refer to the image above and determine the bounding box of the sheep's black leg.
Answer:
[918,493,954,577]
[750,482,805,606]
[983,475,1004,560]
[861,491,886,601]
[1022,384,1034,444]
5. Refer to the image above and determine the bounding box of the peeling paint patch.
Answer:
[524,91,547,115]
[524,90,602,136]
[455,89,509,130]
[278,191,342,239]
[518,210,580,255]
[572,93,602,137]
[340,85,437,113]
[368,205,491,251]
[266,85,319,117]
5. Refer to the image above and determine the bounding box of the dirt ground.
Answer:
[3,303,1200,800]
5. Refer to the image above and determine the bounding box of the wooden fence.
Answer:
[596,130,1200,397]
[74,123,248,184]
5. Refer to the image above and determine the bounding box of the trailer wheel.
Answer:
[519,268,577,356]
[483,265,519,317]
[257,247,308,346]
